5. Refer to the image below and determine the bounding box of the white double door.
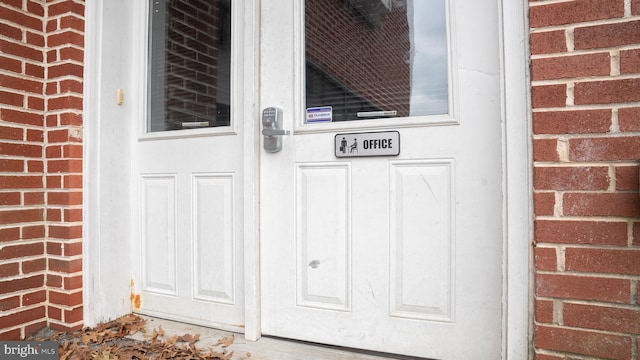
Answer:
[132,0,504,358]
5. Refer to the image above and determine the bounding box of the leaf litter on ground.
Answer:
[29,313,234,359]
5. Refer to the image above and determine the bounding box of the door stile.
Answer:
[241,0,262,341]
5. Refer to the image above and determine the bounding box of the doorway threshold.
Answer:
[129,316,424,360]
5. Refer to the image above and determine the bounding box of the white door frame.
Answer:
[500,0,532,357]
[82,0,531,358]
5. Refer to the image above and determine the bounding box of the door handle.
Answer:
[262,107,289,153]
[262,128,290,136]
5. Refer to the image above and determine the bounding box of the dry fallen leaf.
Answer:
[165,334,178,346]
[30,314,232,360]
[93,349,112,360]
[214,334,235,348]
[81,330,107,345]
[176,333,200,345]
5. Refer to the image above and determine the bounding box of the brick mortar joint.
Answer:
[46,255,82,262]
[528,0,583,8]
[49,305,83,314]
[0,270,47,281]
[532,104,640,112]
[536,269,640,279]
[0,53,48,66]
[47,305,83,314]
[532,74,640,87]
[2,36,47,51]
[542,189,640,195]
[532,132,640,140]
[47,224,84,229]
[48,268,83,278]
[537,189,640,195]
[535,243,640,252]
[46,92,84,99]
[48,285,82,293]
[533,350,570,359]
[0,239,46,246]
[46,72,84,80]
[0,101,47,111]
[537,106,637,113]
[534,322,640,339]
[46,71,84,79]
[45,27,85,36]
[529,15,640,33]
[47,239,83,244]
[546,298,640,311]
[48,44,85,54]
[530,47,640,60]
[47,318,83,326]
[0,198,46,209]
[0,319,48,336]
[534,215,640,222]
[533,162,638,167]
[46,241,83,247]
[43,109,83,114]
[0,286,48,300]
[44,189,83,193]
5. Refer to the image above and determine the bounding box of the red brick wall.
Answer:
[530,0,640,358]
[2,0,640,354]
[0,0,84,339]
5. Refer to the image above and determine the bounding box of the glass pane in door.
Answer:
[305,0,448,122]
[148,0,231,132]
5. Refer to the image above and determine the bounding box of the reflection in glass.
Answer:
[305,0,448,121]
[148,0,231,132]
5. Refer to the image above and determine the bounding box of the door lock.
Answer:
[262,107,289,152]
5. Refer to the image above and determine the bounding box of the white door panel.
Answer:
[133,136,244,330]
[295,163,351,311]
[129,0,247,332]
[140,174,177,296]
[260,0,504,358]
[389,159,454,322]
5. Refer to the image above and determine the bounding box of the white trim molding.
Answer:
[501,0,533,358]
[83,0,136,326]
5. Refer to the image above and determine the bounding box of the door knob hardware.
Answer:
[262,128,290,137]
[262,107,289,153]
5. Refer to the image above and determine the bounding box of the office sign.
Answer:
[335,131,400,158]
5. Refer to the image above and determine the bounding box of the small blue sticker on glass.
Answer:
[306,106,333,123]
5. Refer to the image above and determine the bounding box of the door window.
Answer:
[148,0,232,132]
[305,0,448,123]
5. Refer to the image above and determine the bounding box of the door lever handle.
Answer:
[262,128,290,137]
[262,107,288,152]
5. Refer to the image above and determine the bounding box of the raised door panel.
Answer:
[295,163,351,311]
[390,160,454,322]
[192,174,236,304]
[141,175,178,295]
